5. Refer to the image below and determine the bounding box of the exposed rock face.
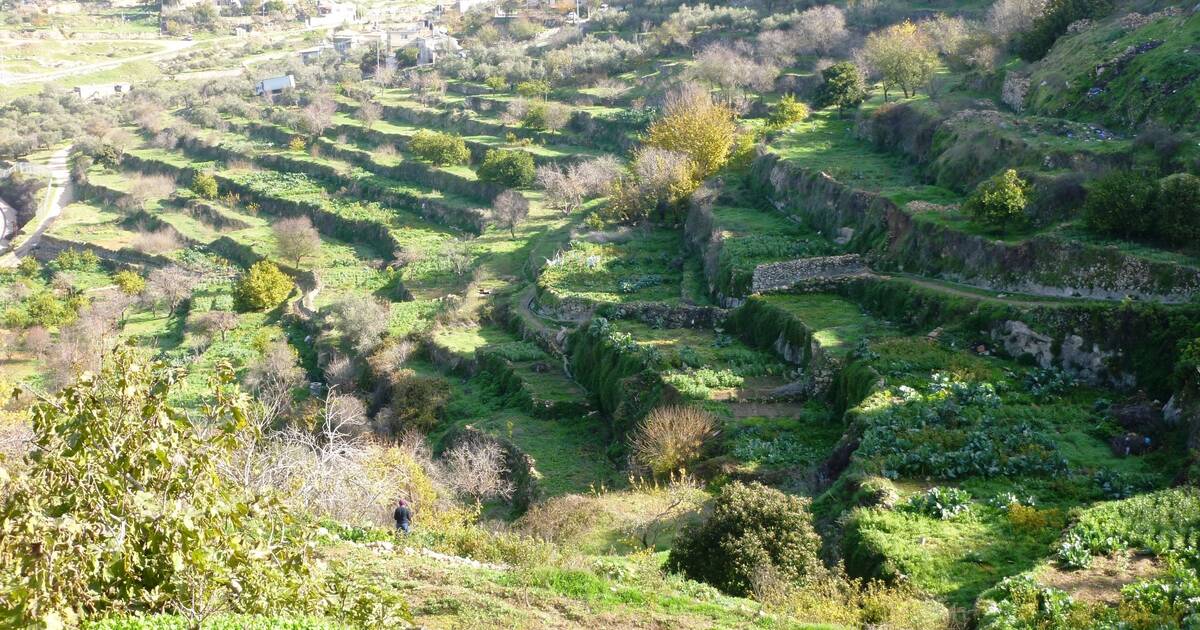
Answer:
[1061,335,1129,386]
[752,254,868,293]
[994,320,1053,368]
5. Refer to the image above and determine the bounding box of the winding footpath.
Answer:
[0,145,71,267]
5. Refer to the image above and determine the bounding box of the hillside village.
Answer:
[1,0,1199,628]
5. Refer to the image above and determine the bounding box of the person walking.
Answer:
[393,498,413,535]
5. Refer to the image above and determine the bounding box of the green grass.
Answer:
[757,294,893,359]
[536,227,689,308]
[772,110,960,206]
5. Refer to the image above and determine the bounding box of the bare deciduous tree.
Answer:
[145,266,200,316]
[407,72,447,107]
[359,99,382,132]
[443,440,515,502]
[272,215,321,267]
[323,354,359,393]
[190,310,239,344]
[489,190,530,237]
[244,340,306,426]
[689,43,779,92]
[300,94,337,139]
[986,0,1048,43]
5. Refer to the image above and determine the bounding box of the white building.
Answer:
[415,33,460,64]
[307,0,356,27]
[255,75,295,96]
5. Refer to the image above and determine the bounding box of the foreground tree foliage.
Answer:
[667,481,823,596]
[0,349,317,627]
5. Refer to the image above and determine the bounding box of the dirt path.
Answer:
[0,145,71,266]
[877,272,1089,309]
[0,38,195,85]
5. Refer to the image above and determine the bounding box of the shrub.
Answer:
[667,481,824,596]
[965,169,1029,230]
[1157,173,1200,246]
[51,248,100,272]
[907,487,972,520]
[408,130,470,166]
[191,171,219,200]
[1083,170,1158,240]
[629,405,718,477]
[235,261,294,311]
[287,137,306,152]
[767,94,810,129]
[477,149,535,188]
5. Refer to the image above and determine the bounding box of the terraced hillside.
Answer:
[1,0,1199,628]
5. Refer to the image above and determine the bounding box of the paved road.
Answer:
[0,145,71,266]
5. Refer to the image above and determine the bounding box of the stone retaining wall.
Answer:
[752,254,868,293]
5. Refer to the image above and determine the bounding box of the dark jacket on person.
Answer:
[393,504,412,529]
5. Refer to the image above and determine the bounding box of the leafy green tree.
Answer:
[666,481,824,596]
[408,130,470,166]
[113,270,146,296]
[1157,173,1200,246]
[484,76,509,92]
[0,349,316,626]
[477,149,536,188]
[966,169,1029,230]
[645,84,737,180]
[1083,171,1159,240]
[235,261,295,311]
[766,94,810,129]
[191,171,219,200]
[516,80,552,99]
[862,20,938,100]
[396,46,419,68]
[816,62,868,116]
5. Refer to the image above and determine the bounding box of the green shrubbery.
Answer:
[408,130,470,166]
[667,481,823,596]
[1017,0,1114,61]
[766,95,810,129]
[1059,487,1200,560]
[191,171,219,200]
[235,261,295,311]
[907,487,972,520]
[1084,171,1200,246]
[477,149,535,188]
[965,169,1028,230]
